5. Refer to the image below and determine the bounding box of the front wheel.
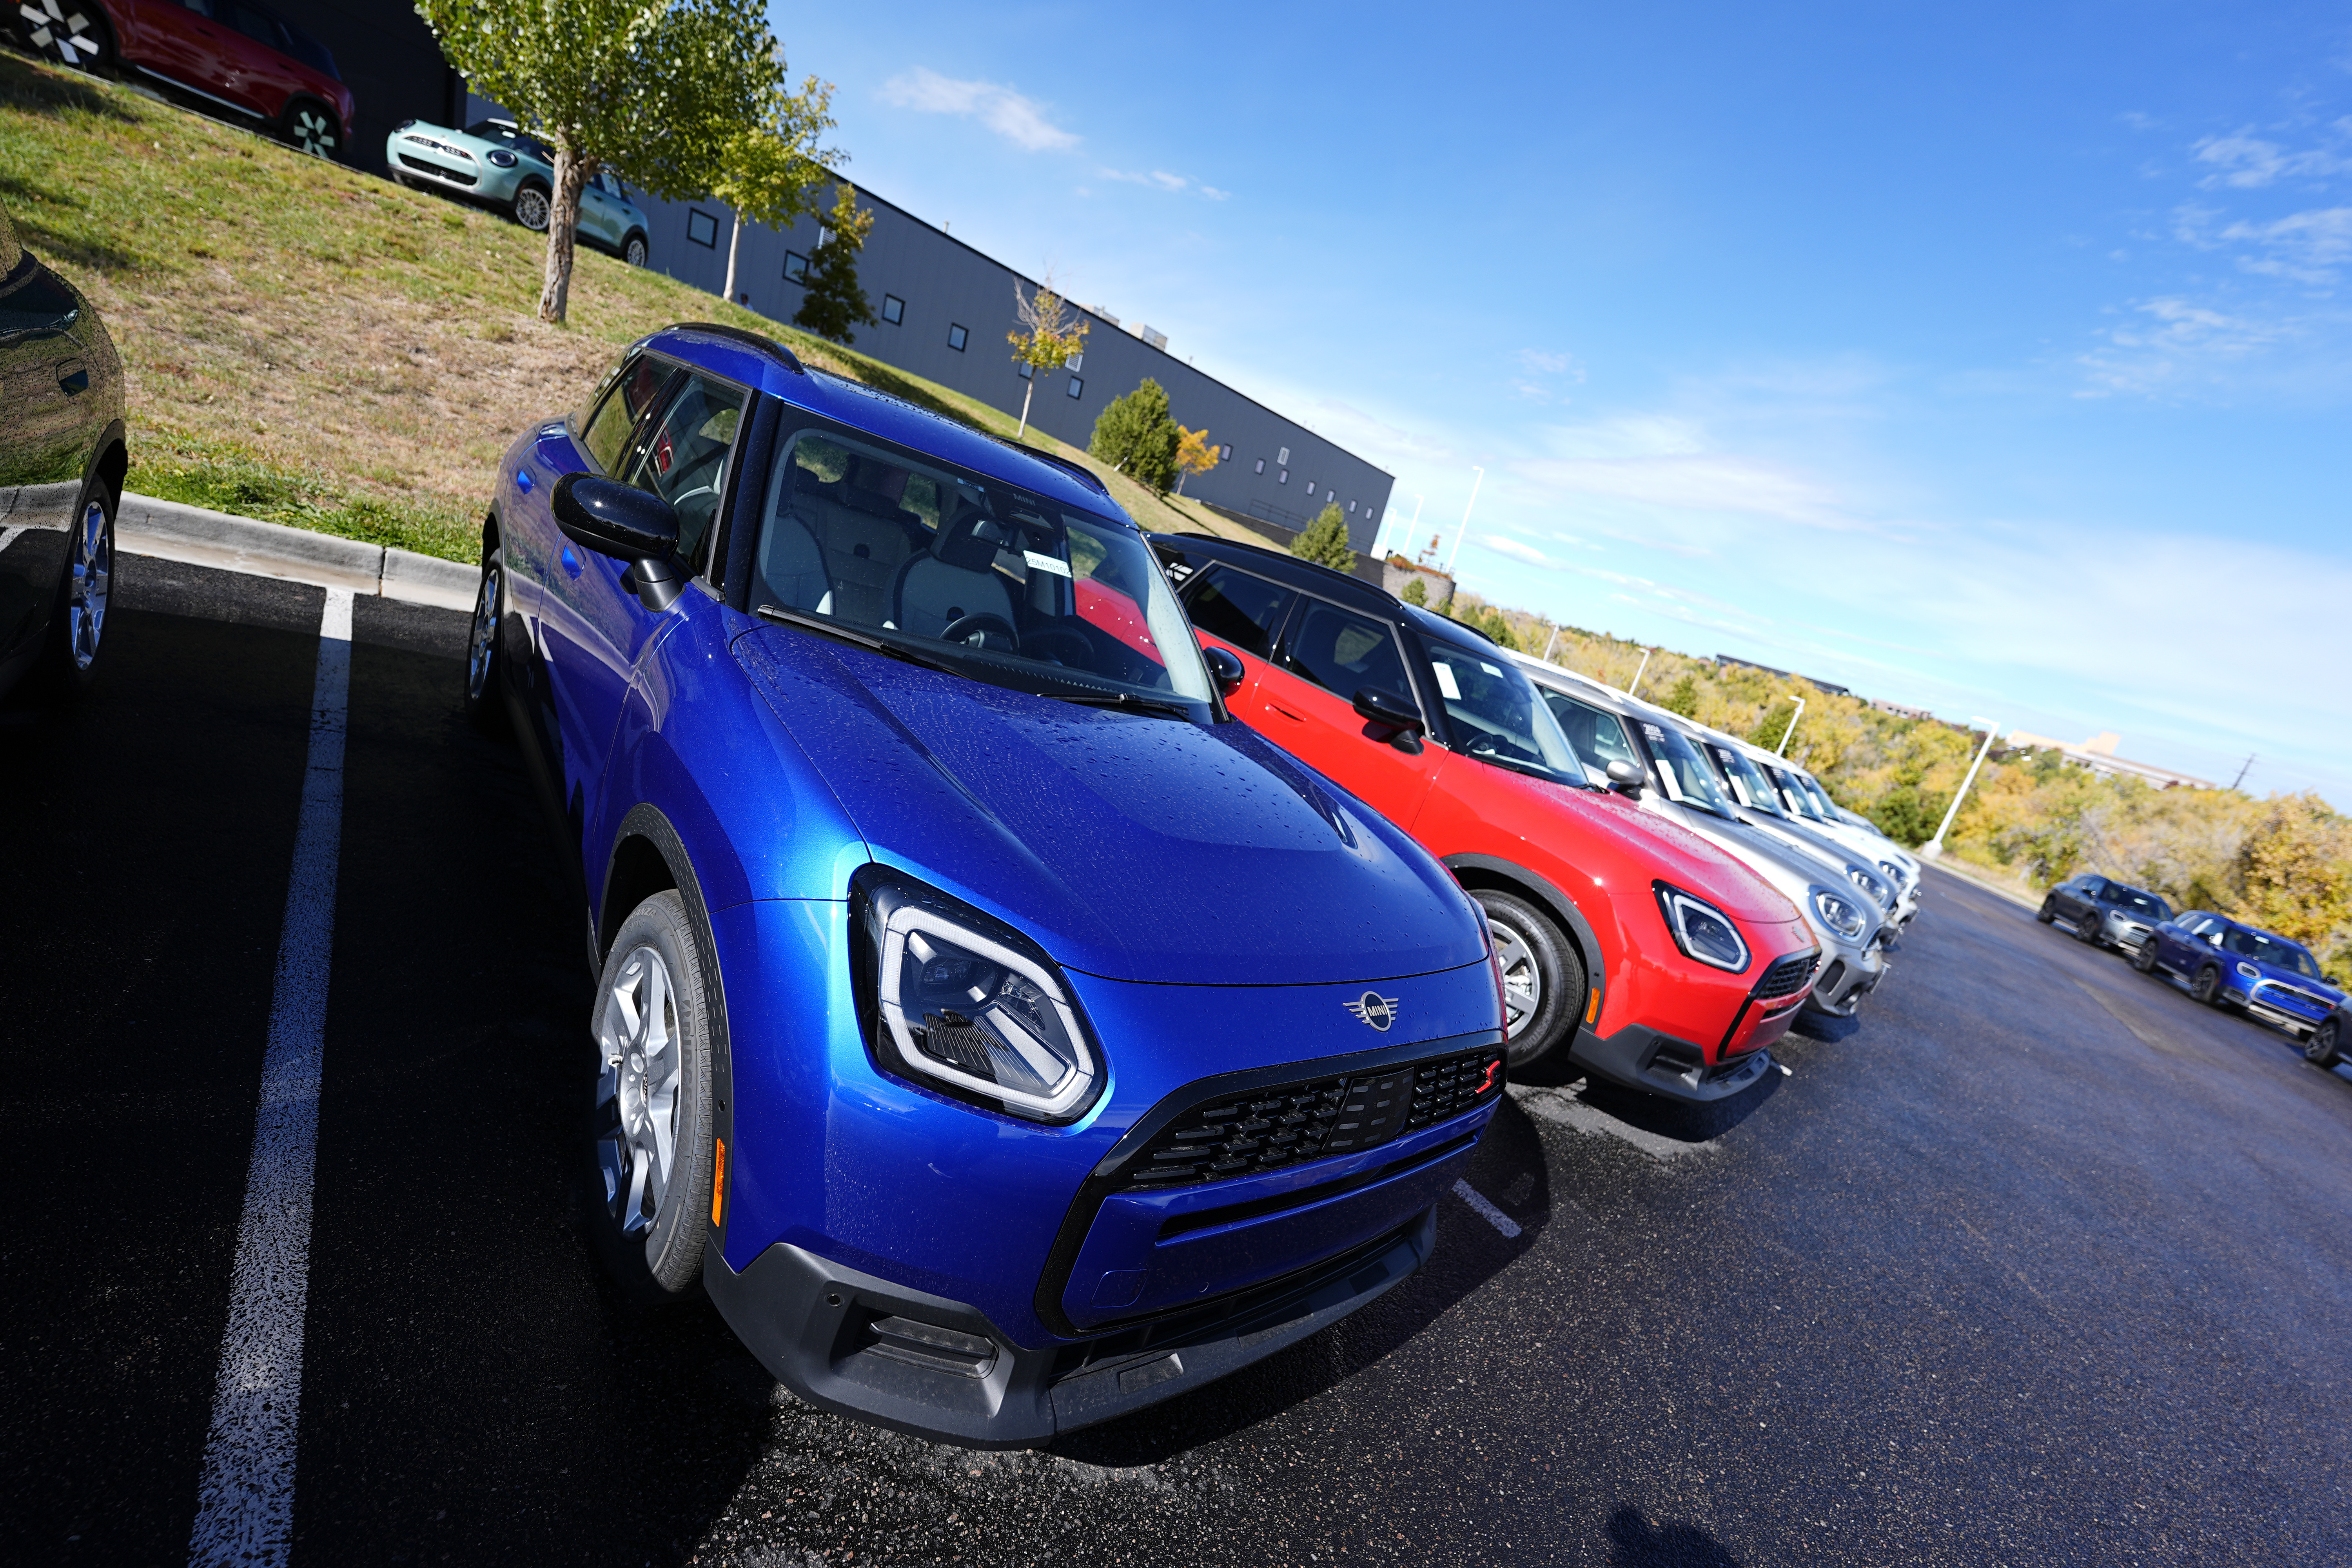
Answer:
[461,543,508,735]
[17,0,111,69]
[1473,889,1585,1069]
[281,98,340,160]
[2036,900,2057,925]
[2192,965,2224,1007]
[34,479,113,696]
[589,891,717,1303]
[622,230,649,268]
[2307,1019,2343,1069]
[2131,938,2159,974]
[512,180,552,232]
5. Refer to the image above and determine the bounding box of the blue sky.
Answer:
[766,1,2352,804]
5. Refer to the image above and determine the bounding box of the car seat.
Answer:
[892,500,1016,640]
[783,455,925,623]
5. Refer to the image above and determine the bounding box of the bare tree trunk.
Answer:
[723,209,742,303]
[538,147,591,325]
[1016,376,1034,438]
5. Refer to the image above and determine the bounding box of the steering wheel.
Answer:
[940,612,1020,653]
[1021,625,1095,667]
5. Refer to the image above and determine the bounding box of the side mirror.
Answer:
[1604,757,1646,796]
[1202,644,1245,695]
[552,472,684,611]
[1352,685,1424,733]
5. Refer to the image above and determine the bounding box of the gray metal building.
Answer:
[632,185,1394,550]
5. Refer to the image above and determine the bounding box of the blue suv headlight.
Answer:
[853,869,1102,1122]
[2236,962,2260,981]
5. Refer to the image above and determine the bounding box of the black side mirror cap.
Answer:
[1202,644,1245,695]
[1604,758,1647,795]
[552,472,683,610]
[1352,685,1424,733]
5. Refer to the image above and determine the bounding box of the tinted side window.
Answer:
[624,372,745,571]
[1187,566,1294,659]
[581,356,673,474]
[1281,598,1411,701]
[1543,691,1637,785]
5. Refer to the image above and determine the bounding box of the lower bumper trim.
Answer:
[1567,1021,1773,1102]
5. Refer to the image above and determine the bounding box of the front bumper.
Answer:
[1802,940,1888,1018]
[706,1209,1435,1448]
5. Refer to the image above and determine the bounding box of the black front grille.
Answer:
[400,153,475,186]
[1116,1045,1505,1192]
[1753,949,1818,1000]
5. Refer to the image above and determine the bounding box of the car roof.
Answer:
[639,324,1123,521]
[1147,532,1508,652]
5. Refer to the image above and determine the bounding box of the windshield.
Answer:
[2222,927,2321,977]
[1422,640,1588,786]
[468,118,554,162]
[751,419,1211,707]
[1792,772,1840,819]
[2105,886,2170,918]
[1708,742,1786,816]
[1640,718,1737,816]
[1764,764,1821,819]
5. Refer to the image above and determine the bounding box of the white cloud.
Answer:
[1516,348,1584,378]
[2078,296,2294,395]
[878,68,1079,152]
[1483,534,1557,567]
[2192,123,2352,189]
[1098,168,1228,199]
[2219,205,2352,283]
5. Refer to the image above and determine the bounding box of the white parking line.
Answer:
[1452,1179,1523,1238]
[188,588,352,1568]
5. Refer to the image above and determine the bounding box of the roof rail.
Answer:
[993,436,1110,497]
[674,321,806,375]
[1155,529,1398,602]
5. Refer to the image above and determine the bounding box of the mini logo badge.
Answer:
[1344,993,1399,1031]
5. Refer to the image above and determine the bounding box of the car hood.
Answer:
[2240,961,2343,1002]
[1557,785,1799,926]
[733,627,1488,986]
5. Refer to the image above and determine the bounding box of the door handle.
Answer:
[1264,701,1304,723]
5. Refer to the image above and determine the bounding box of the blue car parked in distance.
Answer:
[466,323,1509,1445]
[2132,908,2346,1040]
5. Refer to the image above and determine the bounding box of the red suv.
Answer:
[14,0,354,160]
[1158,535,1818,1103]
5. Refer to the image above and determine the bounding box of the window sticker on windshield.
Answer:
[1432,662,1462,700]
[1022,550,1071,578]
[1481,661,1503,679]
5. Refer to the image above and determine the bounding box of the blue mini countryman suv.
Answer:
[2133,908,2346,1039]
[468,324,1508,1446]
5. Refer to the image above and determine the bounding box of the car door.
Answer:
[542,366,747,842]
[1180,563,1296,729]
[120,0,232,87]
[1254,592,1453,830]
[581,171,620,244]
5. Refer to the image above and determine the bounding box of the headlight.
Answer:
[486,148,518,168]
[1845,865,1889,904]
[1653,883,1751,973]
[2236,962,2260,981]
[1877,858,1907,887]
[1811,888,1868,942]
[853,869,1101,1122]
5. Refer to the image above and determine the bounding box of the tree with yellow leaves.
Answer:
[1173,426,1219,494]
[1007,276,1088,438]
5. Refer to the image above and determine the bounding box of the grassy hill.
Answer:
[0,52,1261,563]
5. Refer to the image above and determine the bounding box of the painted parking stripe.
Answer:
[187,587,352,1568]
[1452,1178,1523,1238]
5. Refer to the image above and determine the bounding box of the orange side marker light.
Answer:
[710,1137,728,1228]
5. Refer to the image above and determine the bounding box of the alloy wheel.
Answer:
[1487,913,1543,1038]
[465,563,499,701]
[2308,1021,2341,1067]
[624,234,648,267]
[595,945,683,1235]
[514,185,551,231]
[19,0,102,67]
[289,105,337,159]
[66,495,109,671]
[2192,967,2220,1005]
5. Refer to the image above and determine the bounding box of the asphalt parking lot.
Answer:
[7,556,2351,1567]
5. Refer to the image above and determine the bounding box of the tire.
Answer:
[2307,1018,2343,1069]
[622,230,649,268]
[589,891,717,1303]
[280,97,341,160]
[2131,937,2159,975]
[461,542,508,735]
[512,180,552,232]
[33,476,113,697]
[2192,965,2224,1007]
[2072,913,2101,945]
[1473,889,1586,1069]
[17,0,111,70]
[2036,900,2056,925]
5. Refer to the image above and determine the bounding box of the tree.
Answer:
[1089,378,1180,492]
[1173,425,1219,494]
[416,0,795,325]
[1006,276,1088,438]
[1661,673,1701,719]
[1400,577,1428,606]
[791,182,877,343]
[1290,503,1355,571]
[2233,794,2352,950]
[712,76,838,304]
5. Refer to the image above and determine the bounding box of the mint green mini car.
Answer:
[386,116,651,267]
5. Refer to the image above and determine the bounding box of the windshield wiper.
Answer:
[1044,688,1198,720]
[754,604,964,678]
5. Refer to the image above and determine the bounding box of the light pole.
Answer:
[1921,717,2001,859]
[1775,694,1806,754]
[1626,648,1653,698]
[1443,467,1484,575]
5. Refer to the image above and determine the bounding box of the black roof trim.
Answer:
[673,321,806,375]
[1151,532,1508,654]
[994,437,1110,498]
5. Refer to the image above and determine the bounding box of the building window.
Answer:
[1016,361,1033,379]
[947,323,968,352]
[686,208,719,248]
[1219,445,1232,461]
[783,250,808,282]
[1278,446,1290,465]
[881,294,905,325]
[1066,376,1084,398]
[1254,459,1265,474]
[1279,470,1289,484]
[1066,351,1083,372]
[1347,500,1357,514]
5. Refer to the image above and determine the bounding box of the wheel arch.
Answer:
[1441,852,1604,988]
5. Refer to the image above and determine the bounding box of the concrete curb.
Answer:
[1920,855,2043,912]
[117,494,479,612]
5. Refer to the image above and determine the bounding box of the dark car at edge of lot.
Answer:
[0,198,123,705]
[2134,909,2347,1040]
[2038,872,2173,953]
